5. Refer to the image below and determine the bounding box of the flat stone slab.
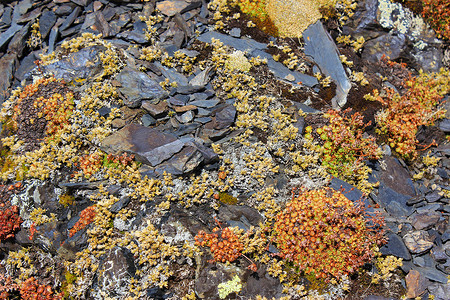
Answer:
[101,123,184,166]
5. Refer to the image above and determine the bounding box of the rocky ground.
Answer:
[0,0,449,299]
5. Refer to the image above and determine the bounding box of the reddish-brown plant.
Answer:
[422,0,450,40]
[68,205,96,237]
[195,226,244,263]
[0,205,23,241]
[272,187,386,280]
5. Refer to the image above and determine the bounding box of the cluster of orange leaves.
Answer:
[195,226,244,263]
[273,187,386,280]
[0,276,61,300]
[367,66,450,160]
[422,0,450,40]
[68,205,96,237]
[0,205,22,241]
[33,91,74,136]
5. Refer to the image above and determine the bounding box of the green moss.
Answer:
[219,192,238,205]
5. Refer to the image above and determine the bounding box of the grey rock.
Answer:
[427,282,450,300]
[416,204,443,214]
[39,10,57,40]
[426,191,443,203]
[48,27,58,54]
[197,31,266,54]
[439,119,450,133]
[55,5,74,16]
[176,84,205,94]
[189,67,211,86]
[17,7,41,24]
[303,21,351,108]
[404,231,434,254]
[0,23,23,49]
[0,53,17,104]
[156,142,204,175]
[431,247,448,263]
[155,62,189,86]
[252,49,318,87]
[141,114,157,127]
[230,27,241,38]
[43,45,104,83]
[418,267,448,283]
[381,233,412,260]
[14,51,37,82]
[7,22,30,56]
[59,6,81,32]
[0,7,12,28]
[189,99,220,108]
[101,123,185,167]
[176,110,194,123]
[109,196,131,213]
[213,104,236,130]
[97,247,136,295]
[11,0,32,23]
[405,269,430,298]
[195,117,212,124]
[412,212,442,230]
[362,33,406,63]
[413,256,426,267]
[116,68,168,108]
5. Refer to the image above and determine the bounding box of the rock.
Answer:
[430,247,448,263]
[439,119,450,133]
[39,10,57,40]
[142,100,169,118]
[380,233,412,260]
[176,84,205,94]
[230,27,241,38]
[174,104,197,113]
[154,62,189,86]
[155,142,204,175]
[116,68,168,108]
[109,196,131,213]
[362,32,406,63]
[157,0,190,17]
[427,282,450,300]
[189,67,211,87]
[418,267,449,283]
[412,212,442,231]
[252,49,318,87]
[141,114,157,127]
[405,269,430,298]
[0,53,17,104]
[213,104,236,130]
[176,110,194,123]
[404,231,434,255]
[0,23,23,50]
[59,6,81,32]
[101,123,185,167]
[11,0,32,23]
[14,51,37,82]
[303,21,351,108]
[7,22,30,56]
[97,247,136,296]
[17,7,41,24]
[43,45,105,83]
[189,99,220,108]
[197,31,266,54]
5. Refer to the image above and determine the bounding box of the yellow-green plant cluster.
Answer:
[272,187,386,280]
[305,109,381,193]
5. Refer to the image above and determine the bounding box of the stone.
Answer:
[14,51,37,82]
[43,45,105,83]
[17,7,41,24]
[427,282,450,300]
[109,196,131,213]
[11,0,32,23]
[155,62,189,86]
[39,10,57,40]
[412,212,442,230]
[405,269,430,298]
[176,110,194,123]
[59,6,81,32]
[7,22,30,56]
[404,231,434,255]
[176,84,205,94]
[380,233,412,260]
[431,247,448,263]
[213,104,236,130]
[230,27,241,38]
[141,114,157,127]
[0,53,17,104]
[116,68,168,108]
[303,21,351,108]
[189,99,220,108]
[142,100,169,118]
[0,23,23,49]
[156,142,204,175]
[101,123,186,167]
[362,33,406,63]
[97,247,136,296]
[438,119,450,133]
[174,105,197,113]
[197,31,266,54]
[418,267,449,283]
[157,0,190,17]
[189,67,211,87]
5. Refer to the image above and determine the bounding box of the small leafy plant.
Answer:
[68,205,96,237]
[272,187,386,280]
[305,108,381,192]
[365,68,450,160]
[422,0,450,40]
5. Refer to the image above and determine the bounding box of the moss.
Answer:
[219,192,238,205]
[59,194,75,207]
